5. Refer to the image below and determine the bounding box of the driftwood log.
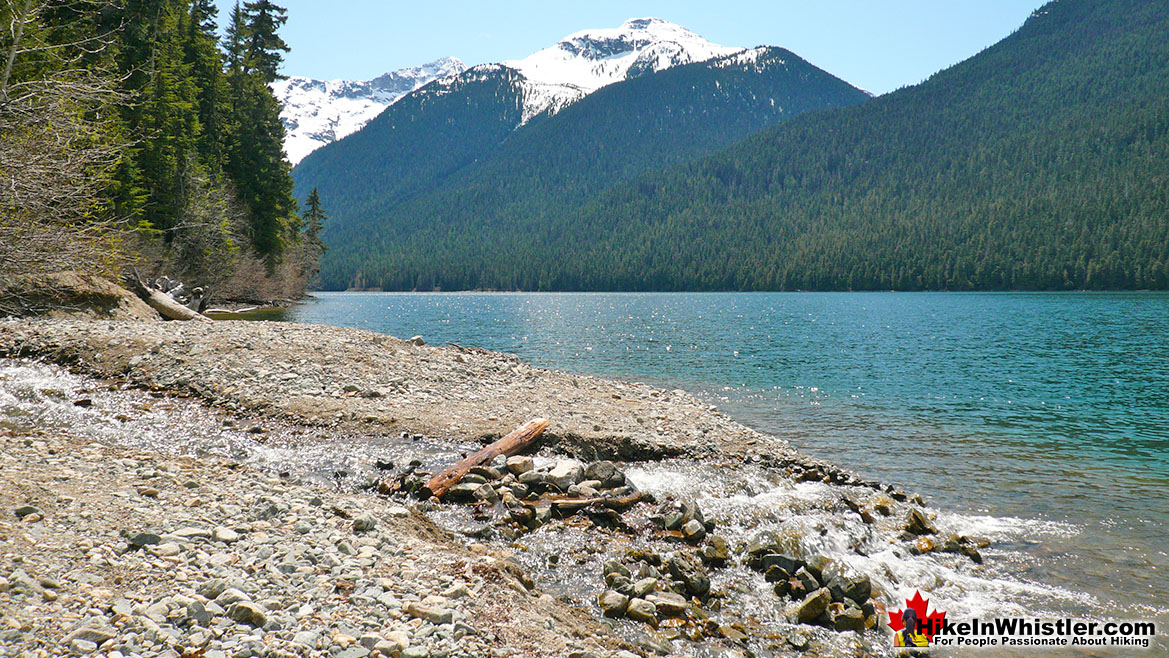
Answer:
[124,272,211,322]
[423,418,550,499]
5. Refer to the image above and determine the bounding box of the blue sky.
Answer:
[214,1,1048,95]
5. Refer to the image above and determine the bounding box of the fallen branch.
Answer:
[422,418,550,499]
[124,271,211,322]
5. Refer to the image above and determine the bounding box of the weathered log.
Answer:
[124,272,211,322]
[423,418,549,499]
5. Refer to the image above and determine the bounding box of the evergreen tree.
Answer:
[303,187,327,253]
[242,0,288,82]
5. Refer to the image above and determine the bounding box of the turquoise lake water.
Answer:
[287,291,1169,625]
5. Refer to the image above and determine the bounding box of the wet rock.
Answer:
[830,603,866,632]
[758,553,803,575]
[718,623,748,642]
[804,554,833,583]
[797,588,832,624]
[469,465,502,481]
[745,530,781,561]
[508,505,535,525]
[681,518,706,543]
[794,566,819,593]
[906,507,937,535]
[603,559,631,579]
[626,598,657,624]
[598,590,629,618]
[445,482,481,503]
[667,552,710,597]
[700,535,730,568]
[764,565,790,583]
[631,577,657,598]
[473,482,499,503]
[653,499,702,531]
[827,572,871,604]
[773,579,791,598]
[646,592,688,617]
[583,460,625,488]
[787,577,807,600]
[911,536,936,554]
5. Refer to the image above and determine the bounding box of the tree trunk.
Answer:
[0,0,33,102]
[423,418,550,499]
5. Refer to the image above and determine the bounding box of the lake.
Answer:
[286,291,1169,628]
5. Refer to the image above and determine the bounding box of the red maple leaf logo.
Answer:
[888,590,947,641]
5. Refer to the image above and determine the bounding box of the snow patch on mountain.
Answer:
[274,57,465,164]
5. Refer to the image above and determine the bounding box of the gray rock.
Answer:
[14,505,42,519]
[69,638,98,654]
[401,647,429,658]
[292,630,319,648]
[212,526,240,543]
[216,588,249,605]
[598,590,629,617]
[505,456,534,475]
[797,588,832,624]
[129,532,161,548]
[403,601,453,625]
[352,512,377,533]
[63,627,117,646]
[625,598,657,623]
[583,461,625,488]
[197,579,226,599]
[546,460,584,490]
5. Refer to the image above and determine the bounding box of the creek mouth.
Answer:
[2,356,1136,656]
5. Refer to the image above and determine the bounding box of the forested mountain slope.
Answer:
[303,48,869,289]
[328,0,1169,291]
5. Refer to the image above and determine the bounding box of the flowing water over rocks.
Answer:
[0,318,1152,656]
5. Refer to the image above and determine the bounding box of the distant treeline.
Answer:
[310,0,1169,292]
[0,0,324,302]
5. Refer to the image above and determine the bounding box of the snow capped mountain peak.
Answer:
[507,17,738,94]
[502,17,740,122]
[281,19,743,163]
[274,57,465,164]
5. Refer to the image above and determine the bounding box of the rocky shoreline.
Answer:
[0,318,969,657]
